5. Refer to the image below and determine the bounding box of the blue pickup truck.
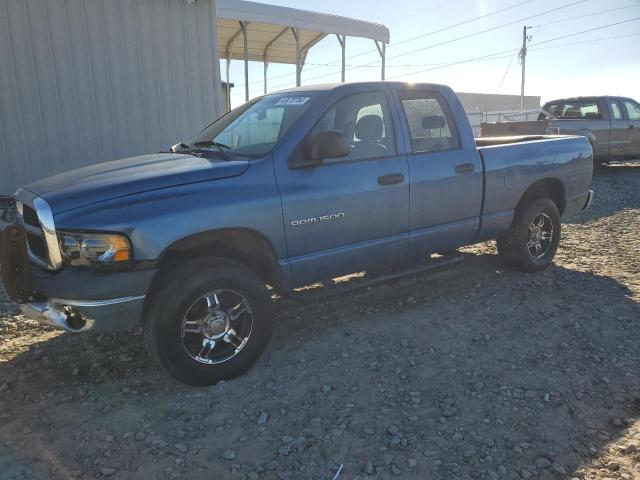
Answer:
[1,82,593,385]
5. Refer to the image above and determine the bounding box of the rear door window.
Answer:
[609,100,624,120]
[623,100,640,121]
[397,91,460,153]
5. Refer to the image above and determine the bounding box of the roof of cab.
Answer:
[271,81,450,95]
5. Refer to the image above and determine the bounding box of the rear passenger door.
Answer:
[392,88,483,259]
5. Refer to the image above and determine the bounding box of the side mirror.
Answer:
[289,131,351,169]
[308,131,350,161]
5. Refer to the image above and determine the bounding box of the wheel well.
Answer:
[517,178,565,216]
[153,229,283,292]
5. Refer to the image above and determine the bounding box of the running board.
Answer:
[287,251,466,303]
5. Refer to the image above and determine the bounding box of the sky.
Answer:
[223,0,640,109]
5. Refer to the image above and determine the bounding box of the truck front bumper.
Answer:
[2,222,155,333]
[20,295,146,333]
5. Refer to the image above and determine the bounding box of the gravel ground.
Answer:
[1,165,639,480]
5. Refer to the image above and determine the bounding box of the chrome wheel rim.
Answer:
[527,212,554,259]
[181,289,253,365]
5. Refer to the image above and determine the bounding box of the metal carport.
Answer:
[216,0,390,104]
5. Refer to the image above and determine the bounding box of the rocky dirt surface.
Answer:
[1,165,639,480]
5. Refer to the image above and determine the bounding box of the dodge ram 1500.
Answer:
[1,82,594,385]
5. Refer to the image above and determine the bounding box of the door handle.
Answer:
[455,163,476,174]
[378,173,404,185]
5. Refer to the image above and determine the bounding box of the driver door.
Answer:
[274,88,410,287]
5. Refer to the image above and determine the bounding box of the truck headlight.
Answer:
[57,231,132,267]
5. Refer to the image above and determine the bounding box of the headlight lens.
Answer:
[57,232,132,267]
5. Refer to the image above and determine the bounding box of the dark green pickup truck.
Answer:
[481,96,640,167]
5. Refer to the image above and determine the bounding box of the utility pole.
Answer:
[519,25,532,112]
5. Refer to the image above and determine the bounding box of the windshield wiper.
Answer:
[192,140,232,151]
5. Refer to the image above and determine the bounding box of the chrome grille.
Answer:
[21,204,40,227]
[17,197,62,270]
[25,231,47,259]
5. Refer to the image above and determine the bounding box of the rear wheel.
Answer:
[497,197,561,272]
[144,258,272,386]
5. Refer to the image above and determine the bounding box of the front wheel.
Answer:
[144,258,272,386]
[497,197,561,272]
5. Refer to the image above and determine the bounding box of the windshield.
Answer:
[186,93,317,158]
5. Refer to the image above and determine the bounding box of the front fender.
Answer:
[52,157,288,262]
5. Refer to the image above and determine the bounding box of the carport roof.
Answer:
[216,0,390,64]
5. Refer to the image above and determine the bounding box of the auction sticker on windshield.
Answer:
[276,97,310,106]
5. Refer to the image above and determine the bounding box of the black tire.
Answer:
[497,197,561,273]
[144,258,272,386]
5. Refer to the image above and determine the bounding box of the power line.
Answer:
[308,0,535,67]
[387,0,466,26]
[236,30,640,99]
[528,16,640,47]
[391,0,536,48]
[499,38,523,88]
[305,31,640,72]
[307,5,639,71]
[387,51,518,80]
[386,19,640,80]
[381,0,588,62]
[263,1,591,90]
[531,3,640,28]
[311,1,638,70]
[297,0,465,55]
[233,0,547,89]
[235,5,640,98]
[530,31,640,51]
[280,0,589,88]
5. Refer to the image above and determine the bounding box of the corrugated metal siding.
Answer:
[0,0,221,195]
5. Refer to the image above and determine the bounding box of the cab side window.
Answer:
[609,100,623,120]
[311,91,396,162]
[623,100,640,121]
[397,91,460,153]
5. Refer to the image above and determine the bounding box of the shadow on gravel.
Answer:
[567,162,640,225]
[1,253,639,479]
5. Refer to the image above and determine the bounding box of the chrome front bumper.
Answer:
[20,295,146,333]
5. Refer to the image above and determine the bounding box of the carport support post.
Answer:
[240,21,249,102]
[375,40,386,81]
[292,28,301,87]
[264,28,290,96]
[336,34,346,82]
[226,59,232,112]
[263,61,268,95]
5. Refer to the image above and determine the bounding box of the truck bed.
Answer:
[476,135,549,147]
[474,135,593,242]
